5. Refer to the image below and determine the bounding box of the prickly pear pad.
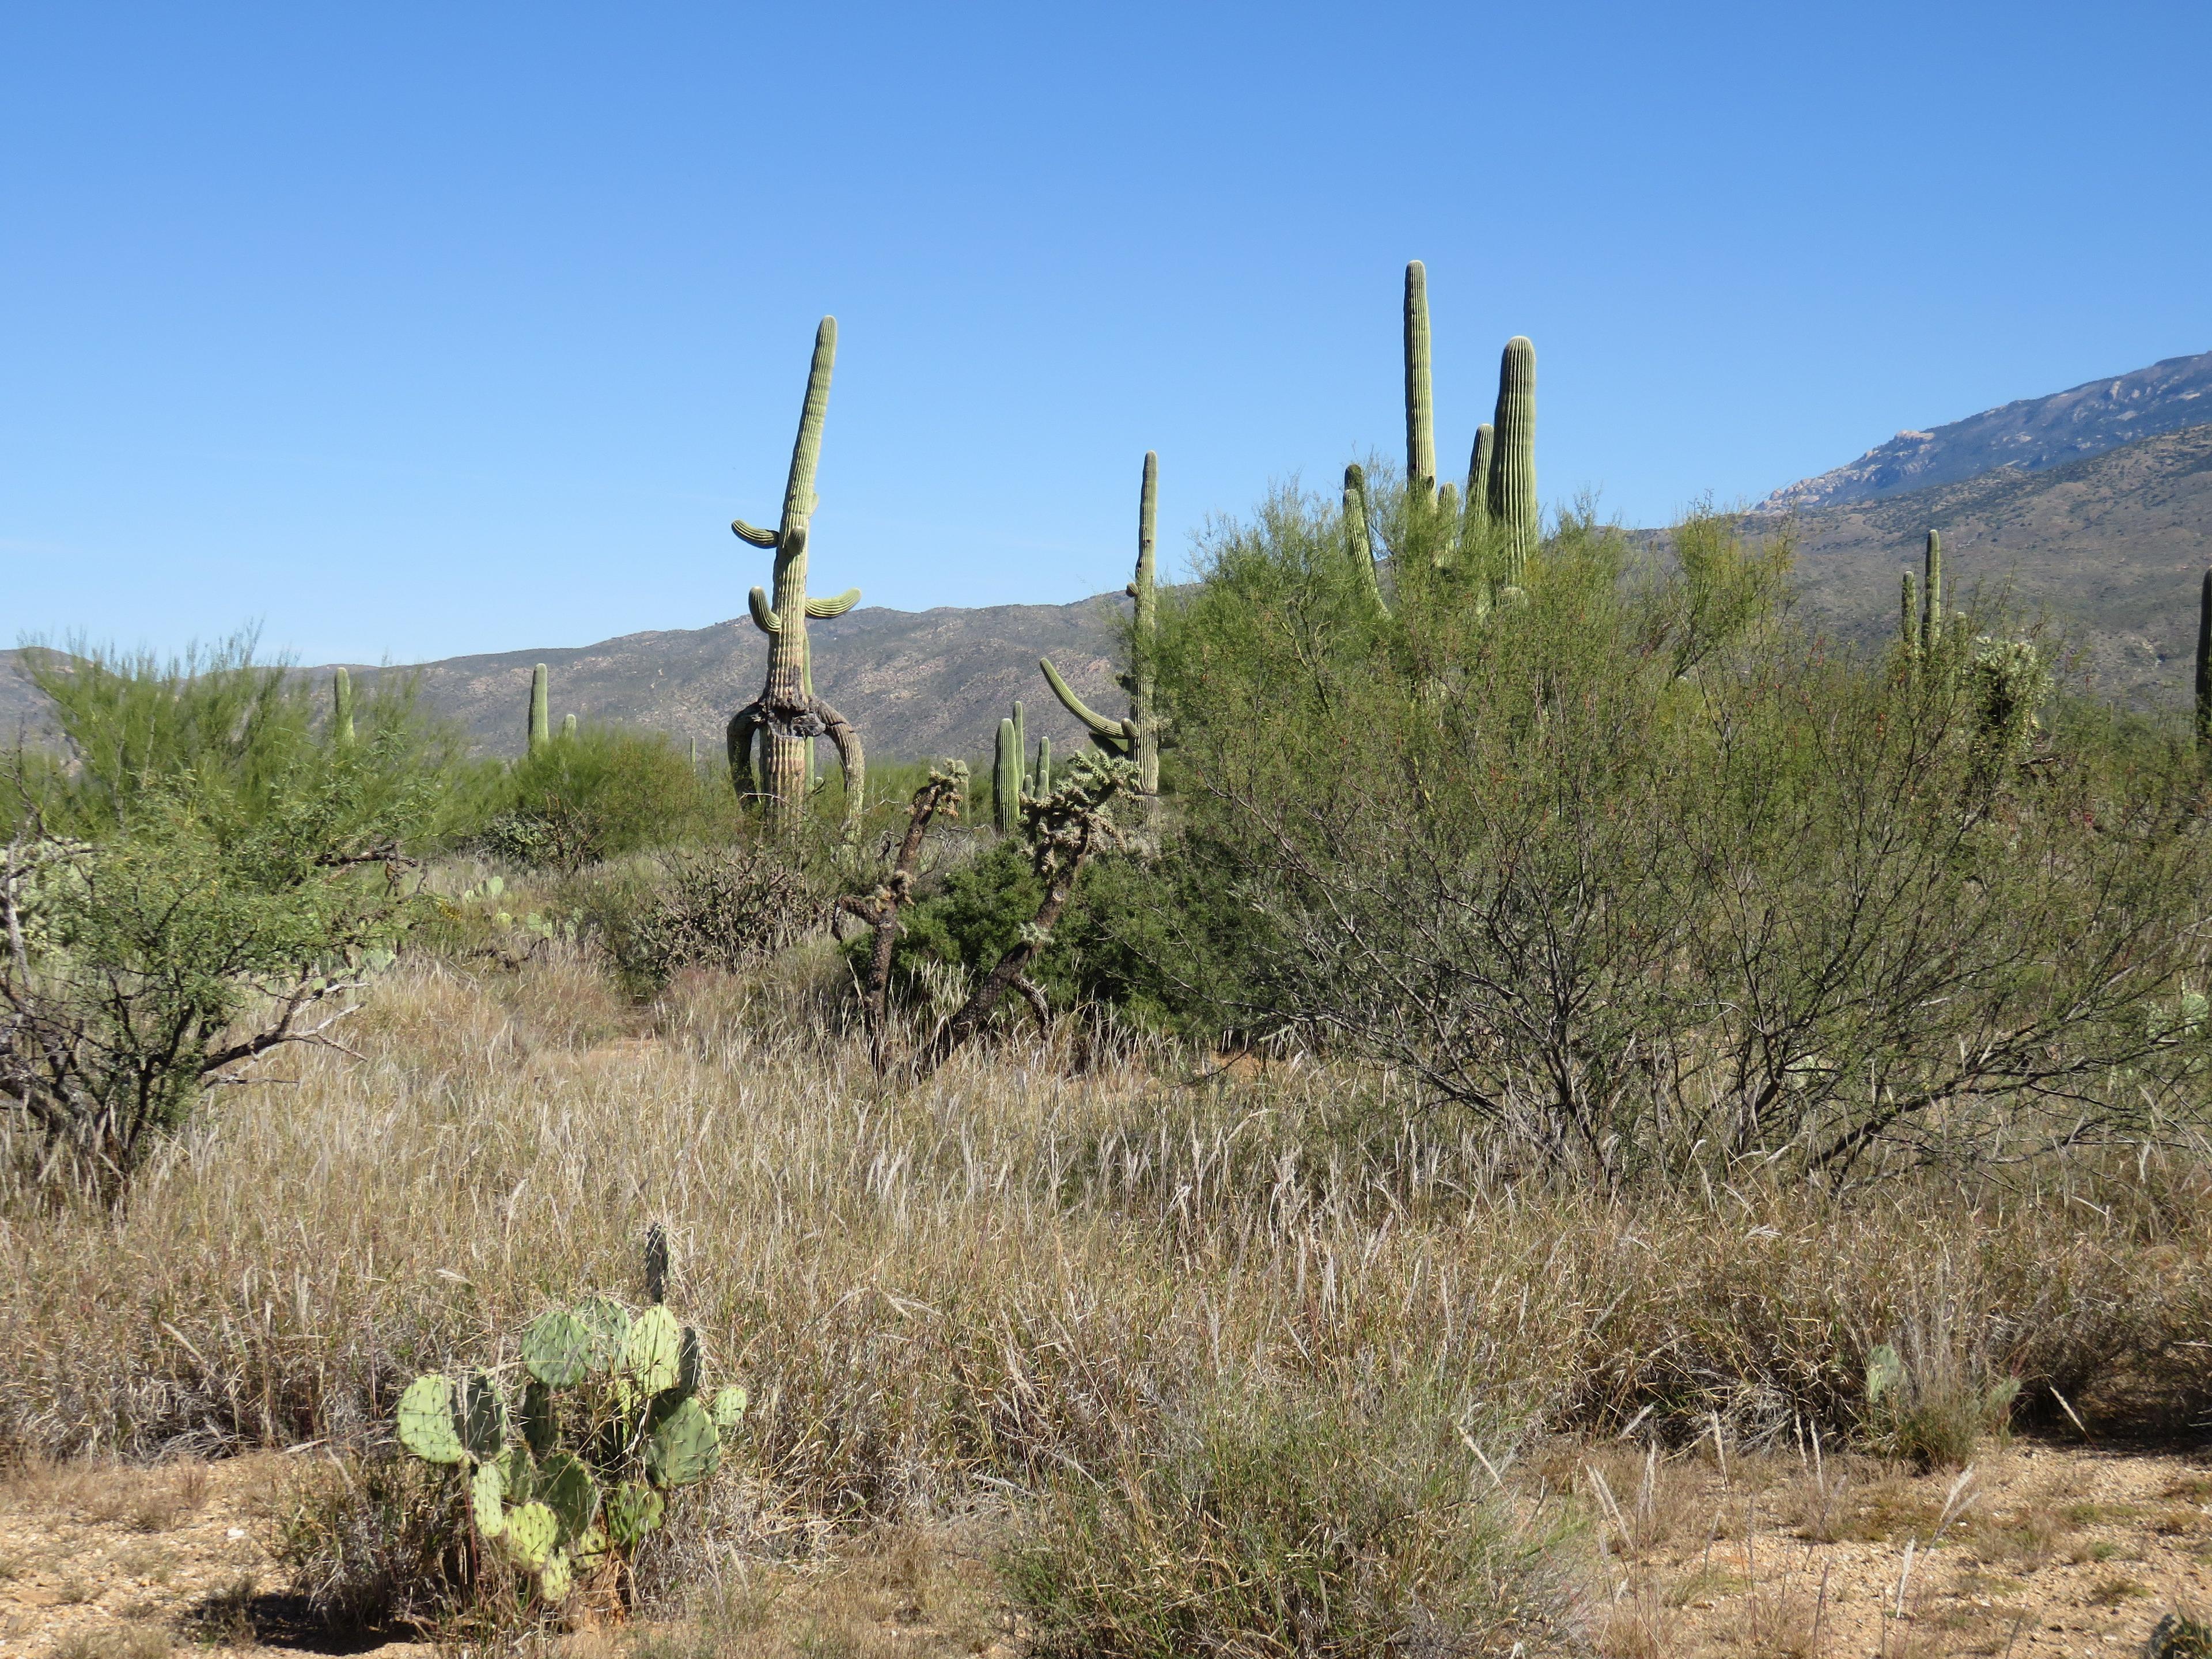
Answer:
[396,1375,465,1464]
[647,1396,721,1487]
[522,1309,592,1388]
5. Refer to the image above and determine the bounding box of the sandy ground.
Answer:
[0,1440,2203,1656]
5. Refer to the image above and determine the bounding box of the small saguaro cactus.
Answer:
[1041,451,1157,791]
[393,1229,747,1609]
[1465,424,1494,522]
[1343,463,1385,614]
[994,716,1022,834]
[1031,734,1052,798]
[726,317,866,838]
[331,668,355,748]
[1404,261,1437,505]
[1899,569,1921,660]
[1486,337,1539,585]
[562,713,577,742]
[2195,569,2211,756]
[529,664,551,755]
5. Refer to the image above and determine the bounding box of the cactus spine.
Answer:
[727,318,867,836]
[331,668,355,748]
[1403,262,1437,505]
[1487,337,1538,584]
[2195,569,2211,756]
[995,717,1022,834]
[528,664,550,755]
[1040,451,1154,790]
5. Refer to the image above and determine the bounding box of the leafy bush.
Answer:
[1150,484,2212,1180]
[482,727,722,871]
[1002,1372,1575,1659]
[4,637,437,1199]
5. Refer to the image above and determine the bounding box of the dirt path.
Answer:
[1573,1437,2212,1656]
[1,1441,2204,1656]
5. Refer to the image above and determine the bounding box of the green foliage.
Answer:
[3,758,428,1196]
[578,841,827,993]
[392,1237,746,1616]
[480,725,726,871]
[11,632,454,845]
[1148,475,2212,1180]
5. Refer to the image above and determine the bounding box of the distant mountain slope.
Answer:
[1786,422,2212,702]
[345,595,1131,763]
[3,597,1130,766]
[1763,349,2212,513]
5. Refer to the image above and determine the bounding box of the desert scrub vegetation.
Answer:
[1147,483,2212,1181]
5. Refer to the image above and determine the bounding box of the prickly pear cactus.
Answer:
[389,1228,747,1612]
[524,1310,592,1388]
[647,1397,722,1487]
[469,1459,506,1535]
[396,1375,466,1465]
[712,1385,748,1430]
[607,1480,665,1547]
[503,1501,559,1570]
[625,1305,682,1395]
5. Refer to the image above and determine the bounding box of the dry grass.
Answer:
[3,950,2212,1643]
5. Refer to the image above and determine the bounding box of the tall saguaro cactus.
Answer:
[1487,337,1538,584]
[726,318,866,836]
[528,664,550,755]
[331,668,355,748]
[994,717,1022,834]
[1343,463,1385,613]
[1404,262,1437,504]
[1041,452,1156,791]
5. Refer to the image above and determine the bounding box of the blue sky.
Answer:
[5,2,2207,666]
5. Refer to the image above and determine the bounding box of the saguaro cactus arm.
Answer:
[1039,658,1135,754]
[806,589,861,619]
[730,520,781,548]
[747,589,781,634]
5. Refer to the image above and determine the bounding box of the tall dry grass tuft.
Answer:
[3,953,2211,1634]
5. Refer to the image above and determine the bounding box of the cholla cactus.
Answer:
[726,318,866,837]
[1967,635,2050,781]
[393,1229,747,1608]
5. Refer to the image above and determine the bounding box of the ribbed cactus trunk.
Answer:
[1900,570,1921,661]
[727,318,866,837]
[1921,530,1944,660]
[1404,262,1437,505]
[994,717,1021,834]
[1343,463,1384,614]
[331,668,355,748]
[1129,451,1160,793]
[1032,734,1052,796]
[1041,451,1155,789]
[1465,425,1493,522]
[2196,569,2212,755]
[1487,337,1538,584]
[528,664,550,755]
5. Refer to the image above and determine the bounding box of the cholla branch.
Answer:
[840,763,967,1078]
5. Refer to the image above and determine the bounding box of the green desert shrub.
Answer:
[482,726,722,871]
[1149,483,2212,1181]
[1002,1371,1577,1659]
